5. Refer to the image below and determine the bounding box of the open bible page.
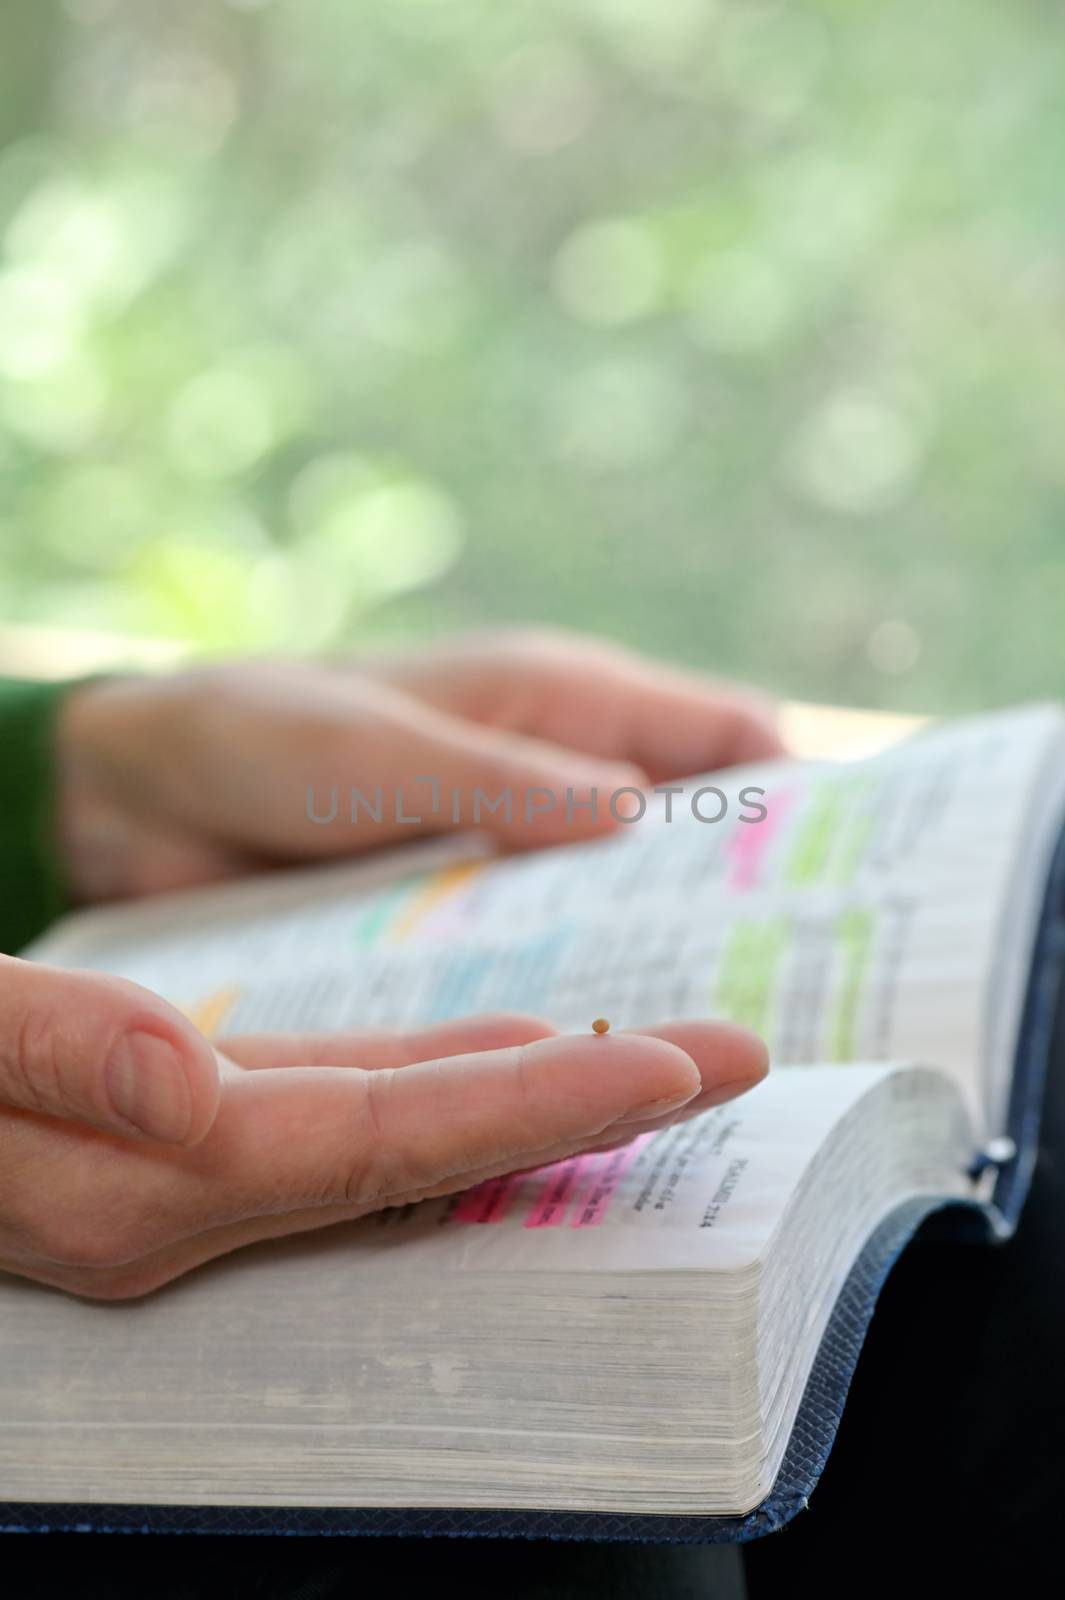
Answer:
[26,704,1065,1133]
[316,1061,975,1276]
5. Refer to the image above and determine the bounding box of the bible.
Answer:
[4,701,1065,1541]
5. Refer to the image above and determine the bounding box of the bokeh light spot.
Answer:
[687,249,793,351]
[0,267,85,378]
[492,46,599,154]
[549,358,684,468]
[791,389,925,515]
[290,455,464,610]
[551,218,665,326]
[866,619,922,675]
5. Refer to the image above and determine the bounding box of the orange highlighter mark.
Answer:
[183,985,240,1039]
[391,861,485,939]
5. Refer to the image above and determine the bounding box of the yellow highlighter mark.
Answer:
[182,985,240,1039]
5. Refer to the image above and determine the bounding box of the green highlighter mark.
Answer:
[831,908,875,1061]
[351,883,419,947]
[714,917,789,1035]
[787,776,876,888]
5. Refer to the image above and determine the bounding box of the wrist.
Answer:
[54,674,141,905]
[0,677,93,949]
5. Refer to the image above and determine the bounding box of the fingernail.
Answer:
[613,1087,698,1125]
[105,1030,193,1142]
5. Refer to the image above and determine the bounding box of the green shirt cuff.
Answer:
[0,676,79,953]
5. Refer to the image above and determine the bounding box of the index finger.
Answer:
[199,1030,707,1219]
[603,659,785,779]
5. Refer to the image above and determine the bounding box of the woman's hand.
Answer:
[0,953,768,1299]
[55,626,783,902]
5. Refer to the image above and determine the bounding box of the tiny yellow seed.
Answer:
[591,1017,610,1035]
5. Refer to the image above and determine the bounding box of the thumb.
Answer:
[0,955,221,1144]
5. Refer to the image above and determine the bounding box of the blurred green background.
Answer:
[1,0,1064,712]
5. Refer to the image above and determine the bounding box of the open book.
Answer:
[4,703,1065,1541]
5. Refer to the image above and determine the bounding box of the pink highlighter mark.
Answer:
[451,1173,520,1224]
[568,1133,654,1228]
[523,1154,595,1228]
[726,786,796,892]
[452,1134,653,1228]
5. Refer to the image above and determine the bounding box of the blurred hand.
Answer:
[56,626,783,901]
[0,953,767,1298]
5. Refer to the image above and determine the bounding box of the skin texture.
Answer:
[54,626,783,899]
[0,986,768,1299]
[3,628,781,1298]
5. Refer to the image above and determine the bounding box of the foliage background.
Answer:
[1,0,1064,711]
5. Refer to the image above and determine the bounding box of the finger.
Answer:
[617,670,785,779]
[351,631,786,781]
[161,666,648,857]
[218,1016,764,1120]
[617,1019,769,1106]
[217,1013,560,1072]
[189,1023,765,1238]
[487,1026,767,1164]
[200,1030,705,1218]
[531,652,785,780]
[297,684,648,853]
[0,956,221,1145]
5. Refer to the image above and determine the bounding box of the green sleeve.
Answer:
[0,677,79,954]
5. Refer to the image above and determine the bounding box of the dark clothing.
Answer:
[0,676,76,953]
